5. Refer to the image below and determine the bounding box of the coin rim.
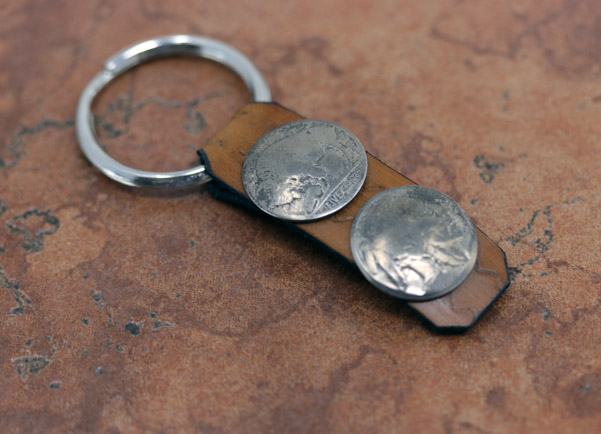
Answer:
[242,119,368,222]
[350,185,478,301]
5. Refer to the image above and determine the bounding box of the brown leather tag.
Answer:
[199,102,509,331]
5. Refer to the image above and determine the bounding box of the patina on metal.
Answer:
[242,119,368,221]
[350,185,478,301]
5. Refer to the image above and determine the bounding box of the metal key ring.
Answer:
[76,34,271,188]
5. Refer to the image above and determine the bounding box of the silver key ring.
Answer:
[76,34,271,188]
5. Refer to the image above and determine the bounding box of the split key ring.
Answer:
[76,34,271,188]
[75,34,509,330]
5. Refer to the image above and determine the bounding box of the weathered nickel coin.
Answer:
[243,119,368,221]
[350,185,478,301]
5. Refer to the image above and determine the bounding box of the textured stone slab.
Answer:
[2,1,601,432]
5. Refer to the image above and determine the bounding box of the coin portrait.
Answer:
[350,185,478,301]
[242,119,368,221]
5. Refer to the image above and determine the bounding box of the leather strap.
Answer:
[199,102,509,331]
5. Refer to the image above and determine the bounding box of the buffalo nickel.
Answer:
[243,119,368,221]
[350,185,478,301]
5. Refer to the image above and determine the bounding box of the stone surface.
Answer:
[1,0,601,432]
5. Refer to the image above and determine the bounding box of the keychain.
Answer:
[76,35,509,331]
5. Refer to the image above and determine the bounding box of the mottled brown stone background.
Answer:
[1,0,600,432]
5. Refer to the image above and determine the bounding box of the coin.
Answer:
[350,185,478,301]
[242,119,368,221]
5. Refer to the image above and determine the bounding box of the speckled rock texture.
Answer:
[1,1,600,432]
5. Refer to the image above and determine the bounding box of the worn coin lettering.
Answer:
[243,119,368,221]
